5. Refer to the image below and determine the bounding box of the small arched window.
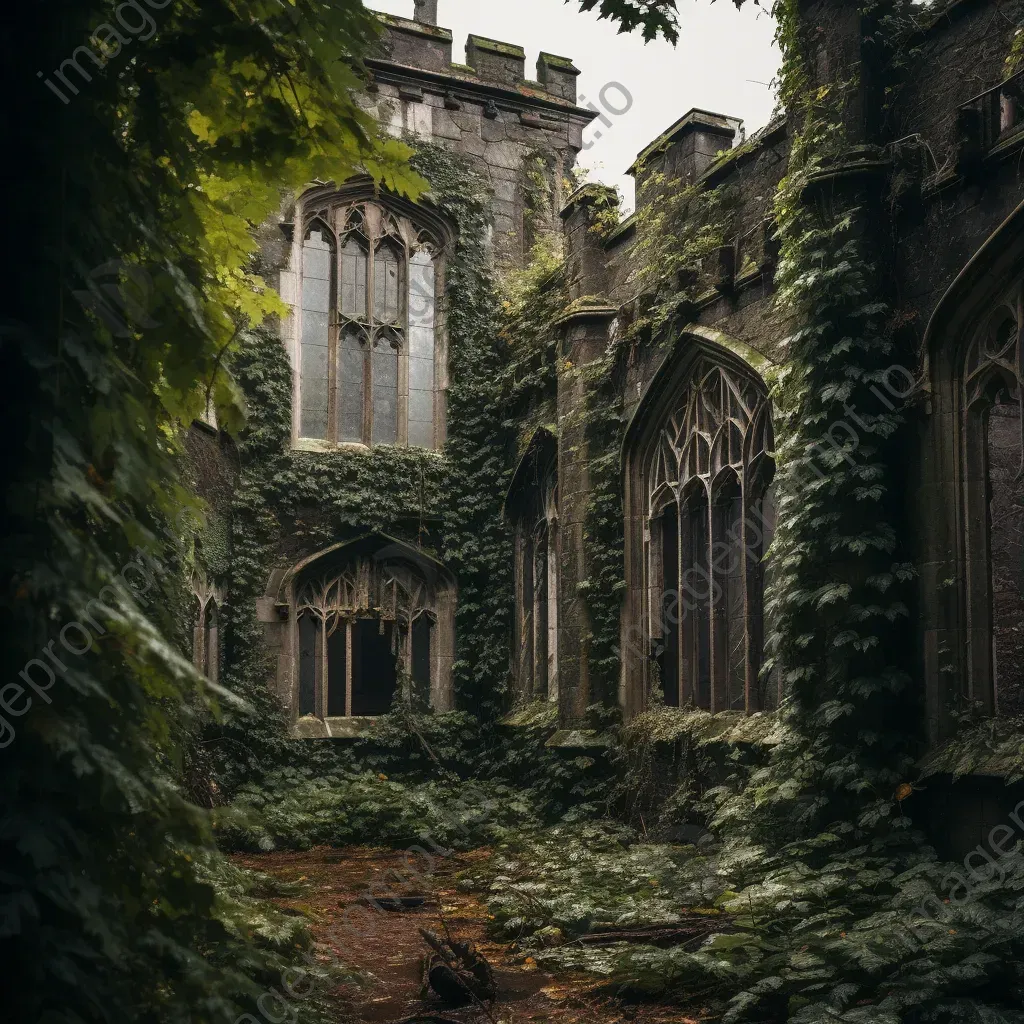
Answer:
[506,431,559,703]
[192,579,223,686]
[291,539,455,721]
[296,199,445,449]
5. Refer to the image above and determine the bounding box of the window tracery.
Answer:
[627,349,776,714]
[296,197,444,449]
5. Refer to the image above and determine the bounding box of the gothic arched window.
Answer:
[296,197,445,449]
[624,345,776,716]
[290,538,456,722]
[962,285,1024,718]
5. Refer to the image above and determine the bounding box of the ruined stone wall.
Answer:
[598,115,791,427]
[894,0,1024,329]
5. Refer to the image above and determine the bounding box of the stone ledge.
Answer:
[498,701,559,729]
[545,729,614,749]
[467,34,526,59]
[375,11,454,42]
[292,715,381,740]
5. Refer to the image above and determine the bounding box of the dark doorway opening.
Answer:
[327,624,348,717]
[352,619,398,716]
[412,615,432,696]
[299,615,319,717]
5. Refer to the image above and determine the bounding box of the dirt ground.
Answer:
[234,846,706,1024]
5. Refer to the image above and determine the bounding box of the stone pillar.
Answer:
[555,185,619,726]
[796,0,894,268]
[413,0,438,26]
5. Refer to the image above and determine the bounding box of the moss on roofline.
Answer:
[628,109,738,176]
[539,52,580,74]
[468,34,526,59]
[375,11,454,41]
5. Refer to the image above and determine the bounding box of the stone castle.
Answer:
[188,0,1024,857]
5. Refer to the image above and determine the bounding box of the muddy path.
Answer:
[234,847,705,1024]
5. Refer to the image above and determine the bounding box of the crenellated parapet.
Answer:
[371,11,584,107]
[364,6,593,265]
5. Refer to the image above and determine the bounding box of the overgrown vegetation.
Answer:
[4,1,420,1020]
[10,2,1024,1023]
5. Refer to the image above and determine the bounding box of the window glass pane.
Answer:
[374,242,404,323]
[988,394,1024,717]
[408,419,434,449]
[340,237,368,319]
[300,227,332,439]
[408,326,435,359]
[337,329,365,443]
[372,340,399,445]
[409,251,435,328]
[408,389,433,423]
[300,325,329,440]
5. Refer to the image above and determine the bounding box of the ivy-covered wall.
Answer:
[192,0,1024,835]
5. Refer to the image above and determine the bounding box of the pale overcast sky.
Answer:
[368,0,780,212]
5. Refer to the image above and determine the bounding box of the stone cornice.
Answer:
[365,58,597,125]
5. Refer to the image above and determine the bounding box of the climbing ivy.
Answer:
[4,0,423,1021]
[206,142,523,801]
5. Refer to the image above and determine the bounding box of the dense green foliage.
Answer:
[9,2,1024,1024]
[3,1,418,1020]
[490,4,1024,1023]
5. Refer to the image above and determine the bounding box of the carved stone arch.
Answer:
[299,177,455,254]
[622,328,777,720]
[921,199,1024,736]
[504,429,560,705]
[275,534,456,735]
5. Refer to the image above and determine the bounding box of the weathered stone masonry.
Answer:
[192,0,1024,852]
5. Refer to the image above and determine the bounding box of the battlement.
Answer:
[629,108,744,189]
[371,8,582,106]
